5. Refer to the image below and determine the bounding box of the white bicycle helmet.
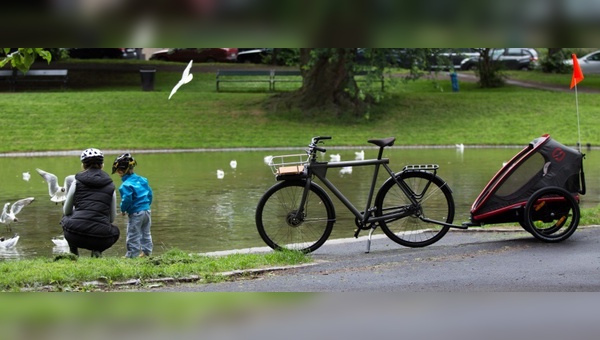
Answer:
[80,148,104,163]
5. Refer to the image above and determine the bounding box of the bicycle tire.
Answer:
[375,171,454,247]
[256,180,335,253]
[523,187,580,243]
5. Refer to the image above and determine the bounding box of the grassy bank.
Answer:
[0,248,309,292]
[2,61,600,153]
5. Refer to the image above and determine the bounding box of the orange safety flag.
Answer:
[570,53,584,89]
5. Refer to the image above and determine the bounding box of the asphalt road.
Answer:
[147,226,600,292]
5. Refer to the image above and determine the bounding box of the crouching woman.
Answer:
[60,148,120,257]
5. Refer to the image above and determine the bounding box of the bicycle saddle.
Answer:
[367,137,396,148]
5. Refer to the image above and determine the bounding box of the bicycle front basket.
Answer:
[268,154,308,176]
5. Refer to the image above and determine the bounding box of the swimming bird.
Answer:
[217,169,225,179]
[330,154,341,162]
[455,143,465,151]
[168,59,193,100]
[0,197,35,231]
[339,166,353,175]
[354,150,364,160]
[263,155,273,165]
[51,235,69,248]
[22,171,30,181]
[36,168,75,204]
[230,160,237,169]
[0,234,19,248]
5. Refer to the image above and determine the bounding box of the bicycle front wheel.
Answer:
[375,171,454,247]
[256,180,335,253]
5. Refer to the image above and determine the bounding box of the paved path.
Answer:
[140,226,600,292]
[455,72,600,93]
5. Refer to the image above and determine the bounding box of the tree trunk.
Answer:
[478,48,505,88]
[270,48,367,117]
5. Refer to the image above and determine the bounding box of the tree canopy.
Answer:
[0,48,52,73]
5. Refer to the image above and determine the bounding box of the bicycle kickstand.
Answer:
[366,223,378,254]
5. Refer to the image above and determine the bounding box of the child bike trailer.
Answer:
[468,134,586,242]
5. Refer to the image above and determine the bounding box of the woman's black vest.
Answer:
[61,168,118,238]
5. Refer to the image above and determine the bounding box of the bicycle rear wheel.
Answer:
[375,171,454,247]
[256,180,335,253]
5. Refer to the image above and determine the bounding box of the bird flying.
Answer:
[36,168,75,204]
[0,197,34,231]
[169,59,194,100]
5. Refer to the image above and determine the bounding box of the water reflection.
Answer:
[0,247,22,259]
[0,146,597,260]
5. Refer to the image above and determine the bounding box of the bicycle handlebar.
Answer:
[307,136,331,157]
[312,136,332,143]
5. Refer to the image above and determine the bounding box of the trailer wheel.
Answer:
[523,187,580,242]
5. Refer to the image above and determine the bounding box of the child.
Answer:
[112,153,153,258]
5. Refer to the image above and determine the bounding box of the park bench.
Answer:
[271,70,303,90]
[270,70,384,91]
[0,69,68,91]
[215,69,385,92]
[216,69,273,91]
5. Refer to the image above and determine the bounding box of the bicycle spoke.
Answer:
[376,171,454,247]
[256,181,334,253]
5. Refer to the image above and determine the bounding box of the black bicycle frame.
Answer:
[299,157,420,227]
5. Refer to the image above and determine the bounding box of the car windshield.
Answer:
[490,49,505,58]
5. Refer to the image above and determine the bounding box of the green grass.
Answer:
[2,61,600,152]
[0,248,309,292]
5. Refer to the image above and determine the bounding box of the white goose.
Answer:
[169,59,194,100]
[0,197,35,231]
[36,168,76,204]
[217,169,225,179]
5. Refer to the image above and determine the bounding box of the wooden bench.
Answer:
[271,69,385,91]
[216,69,273,91]
[354,70,385,90]
[1,69,68,91]
[271,70,303,90]
[215,69,385,92]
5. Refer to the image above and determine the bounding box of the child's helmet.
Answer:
[80,148,104,164]
[112,153,137,174]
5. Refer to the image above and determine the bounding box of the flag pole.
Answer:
[575,84,581,152]
[570,53,584,152]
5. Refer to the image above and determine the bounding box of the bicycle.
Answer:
[256,136,459,254]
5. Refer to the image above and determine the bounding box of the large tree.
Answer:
[268,48,421,118]
[270,48,371,117]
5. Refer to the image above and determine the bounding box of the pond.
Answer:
[1,144,598,260]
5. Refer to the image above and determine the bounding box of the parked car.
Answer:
[355,48,418,69]
[564,50,600,74]
[427,48,480,70]
[65,48,138,59]
[236,48,271,64]
[460,48,539,71]
[149,48,238,63]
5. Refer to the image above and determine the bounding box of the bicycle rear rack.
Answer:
[403,164,439,171]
